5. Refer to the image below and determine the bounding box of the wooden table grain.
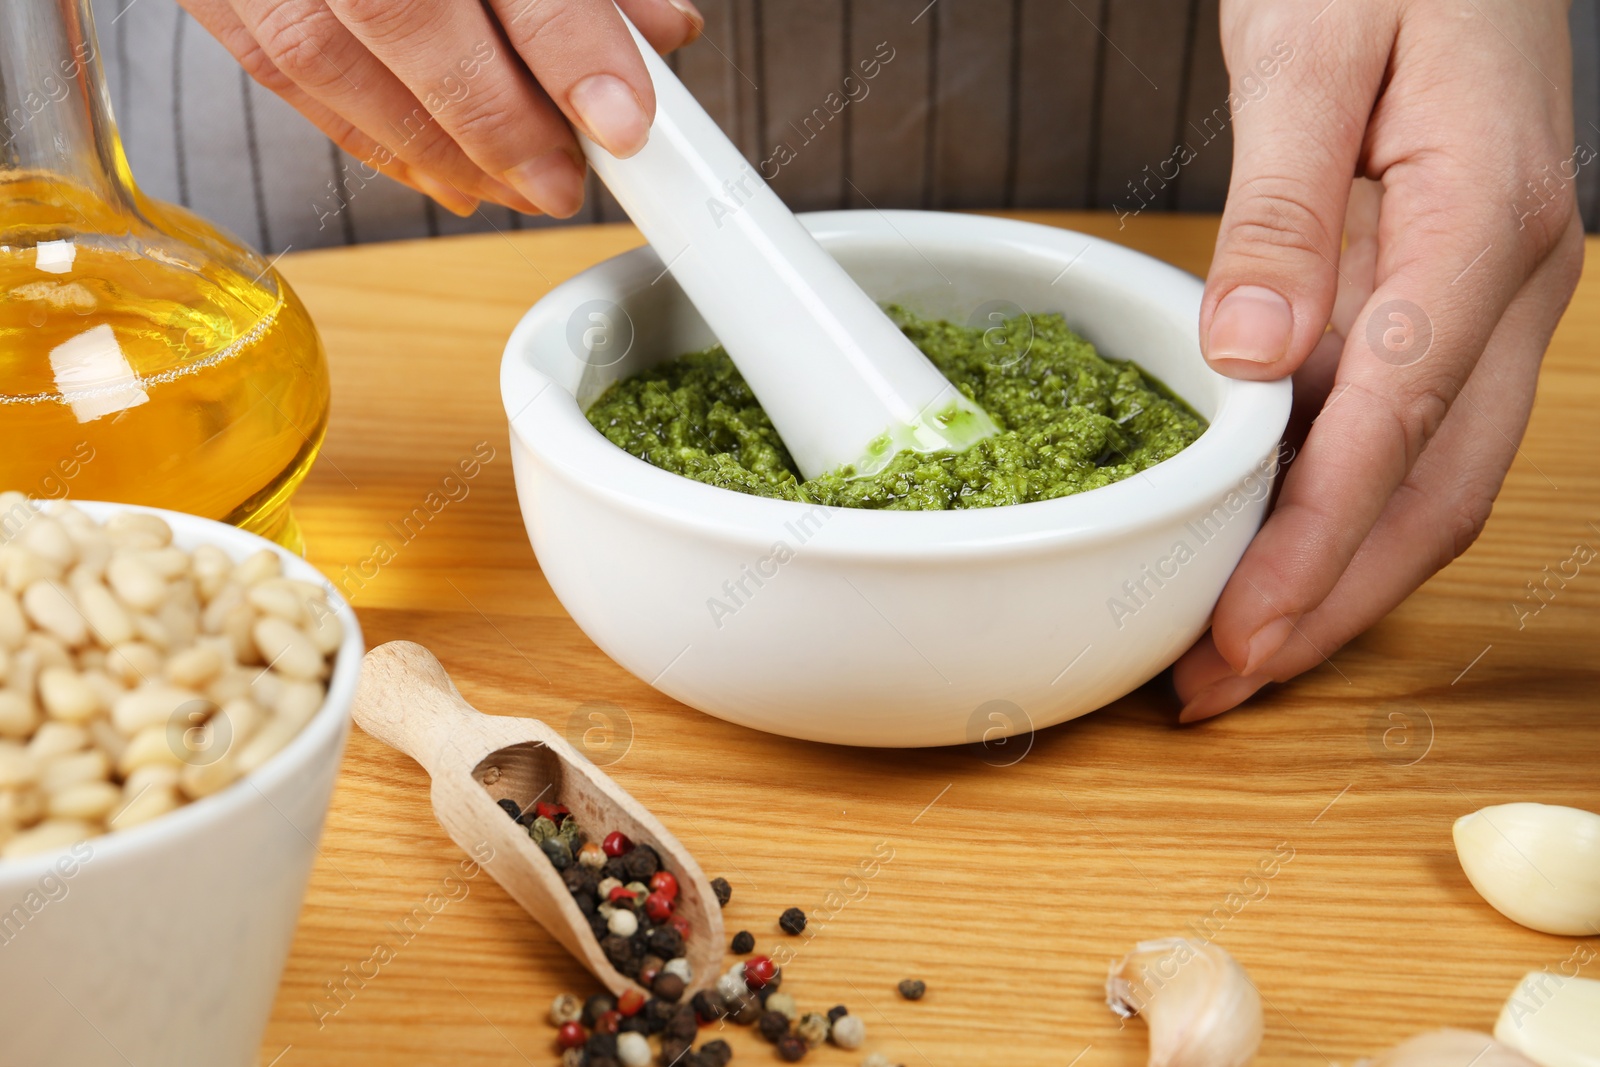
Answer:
[264,213,1600,1067]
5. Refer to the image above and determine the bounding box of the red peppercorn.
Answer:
[617,989,646,1017]
[645,891,675,921]
[649,870,679,900]
[556,1022,586,1049]
[594,1010,621,1034]
[608,885,638,904]
[669,913,692,938]
[744,955,777,990]
[603,831,633,857]
[535,801,570,825]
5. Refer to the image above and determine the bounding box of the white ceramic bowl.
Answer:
[501,211,1291,747]
[0,502,361,1065]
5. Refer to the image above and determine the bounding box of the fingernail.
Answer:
[484,177,542,215]
[569,73,651,158]
[411,171,478,217]
[1241,615,1296,677]
[666,0,705,42]
[1207,285,1293,365]
[1178,674,1271,724]
[505,149,585,219]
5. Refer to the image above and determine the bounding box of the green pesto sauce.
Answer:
[583,309,1208,510]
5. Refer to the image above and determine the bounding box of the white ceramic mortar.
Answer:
[501,211,1291,747]
[0,502,361,1065]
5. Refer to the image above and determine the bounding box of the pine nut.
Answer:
[75,580,134,645]
[253,617,325,680]
[39,666,103,722]
[22,579,88,647]
[0,502,339,857]
[109,783,179,830]
[38,749,110,792]
[106,552,166,612]
[111,683,204,735]
[47,780,121,821]
[2,819,94,859]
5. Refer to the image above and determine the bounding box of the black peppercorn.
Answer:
[659,1037,692,1066]
[585,1031,619,1059]
[826,1005,848,1023]
[620,843,660,881]
[590,1058,622,1067]
[647,924,684,959]
[666,1004,698,1042]
[496,798,521,820]
[776,1034,807,1062]
[730,930,754,954]
[645,996,676,1034]
[562,865,590,896]
[581,993,617,1027]
[602,856,630,882]
[691,989,725,1023]
[587,912,609,940]
[575,892,598,918]
[619,1013,650,1035]
[778,907,806,935]
[699,1039,733,1067]
[758,1010,790,1043]
[710,877,732,906]
[897,978,926,1001]
[601,934,634,967]
[653,972,687,1003]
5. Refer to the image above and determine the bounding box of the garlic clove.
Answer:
[1452,802,1600,936]
[1494,972,1600,1067]
[1356,1029,1540,1067]
[1106,937,1263,1067]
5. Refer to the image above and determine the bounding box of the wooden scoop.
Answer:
[351,641,724,996]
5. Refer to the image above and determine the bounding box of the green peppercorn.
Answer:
[528,815,558,843]
[796,1011,830,1047]
[778,907,807,935]
[540,837,573,869]
[710,877,732,906]
[896,978,926,1001]
[730,930,754,954]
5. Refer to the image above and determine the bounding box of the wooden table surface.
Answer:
[264,212,1600,1067]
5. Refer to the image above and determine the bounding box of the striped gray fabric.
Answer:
[94,0,1600,257]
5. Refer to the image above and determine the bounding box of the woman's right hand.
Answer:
[179,0,704,218]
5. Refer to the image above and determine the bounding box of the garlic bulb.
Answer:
[1356,1029,1539,1067]
[1453,802,1600,935]
[1106,937,1262,1067]
[1494,972,1600,1067]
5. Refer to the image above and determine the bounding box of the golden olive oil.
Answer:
[1,179,330,550]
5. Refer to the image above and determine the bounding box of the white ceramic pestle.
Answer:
[575,17,998,481]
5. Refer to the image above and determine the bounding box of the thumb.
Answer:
[1202,7,1389,380]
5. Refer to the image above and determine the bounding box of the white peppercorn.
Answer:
[832,1013,866,1050]
[765,992,798,1021]
[662,956,692,983]
[615,1030,651,1067]
[607,908,639,937]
